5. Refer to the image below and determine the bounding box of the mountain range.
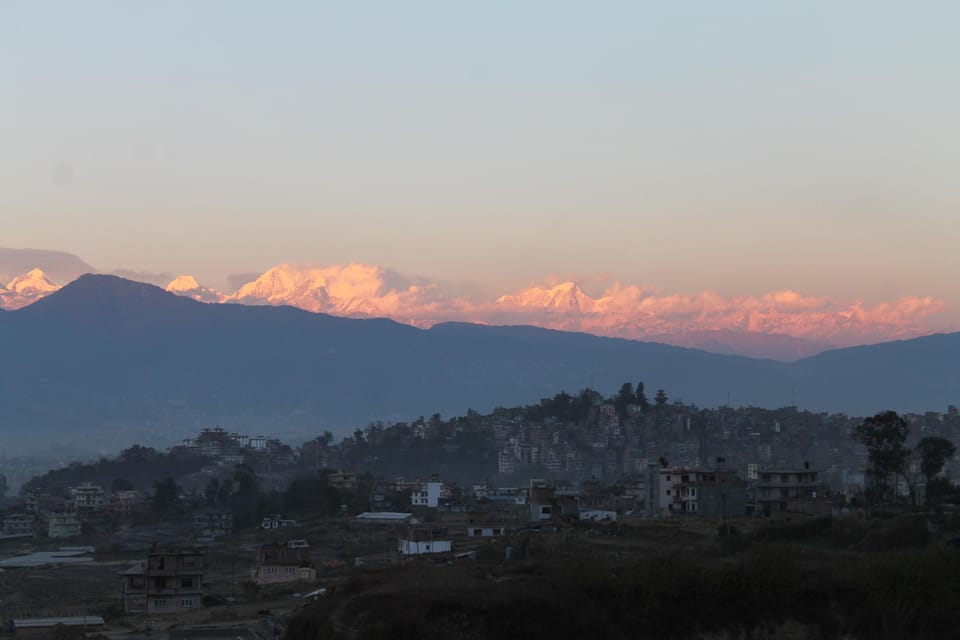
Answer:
[1,251,949,360]
[0,274,957,452]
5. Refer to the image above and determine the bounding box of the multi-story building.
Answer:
[71,483,105,512]
[1,513,35,537]
[122,546,204,613]
[47,513,81,538]
[411,481,444,508]
[674,469,747,518]
[251,542,315,585]
[754,466,819,516]
[647,465,744,517]
[111,490,141,515]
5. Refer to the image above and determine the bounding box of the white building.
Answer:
[71,483,105,511]
[658,468,685,516]
[398,539,452,555]
[411,481,443,508]
[261,515,297,529]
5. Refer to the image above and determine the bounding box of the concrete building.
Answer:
[123,546,204,614]
[676,470,748,518]
[411,481,444,508]
[252,542,316,584]
[467,525,512,538]
[1,513,35,537]
[47,513,81,538]
[110,490,141,515]
[648,466,744,517]
[398,538,453,556]
[71,483,105,512]
[261,514,297,529]
[755,467,819,516]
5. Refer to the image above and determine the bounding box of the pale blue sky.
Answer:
[1,1,957,313]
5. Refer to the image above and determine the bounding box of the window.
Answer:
[473,528,482,535]
[154,577,166,589]
[180,577,193,588]
[157,557,165,570]
[181,598,193,607]
[153,599,167,608]
[287,567,295,574]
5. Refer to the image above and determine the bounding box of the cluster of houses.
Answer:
[383,463,825,523]
[312,401,960,501]
[175,426,296,469]
[1,483,144,540]
[1,483,240,544]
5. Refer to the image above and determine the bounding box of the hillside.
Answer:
[0,275,956,450]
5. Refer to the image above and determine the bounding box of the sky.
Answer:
[1,2,958,324]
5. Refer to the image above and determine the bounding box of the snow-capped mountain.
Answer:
[0,268,61,309]
[165,275,226,303]
[0,257,949,360]
[496,282,598,313]
[229,263,446,326]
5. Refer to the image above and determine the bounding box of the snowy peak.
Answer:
[497,282,596,313]
[165,275,225,303]
[166,275,202,292]
[234,265,301,303]
[7,268,59,294]
[0,268,61,309]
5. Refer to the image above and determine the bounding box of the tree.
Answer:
[204,477,224,505]
[916,436,956,504]
[152,477,180,514]
[635,382,650,412]
[232,464,260,498]
[854,411,910,509]
[916,437,955,481]
[614,382,635,415]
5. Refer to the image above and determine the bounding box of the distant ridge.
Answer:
[2,257,948,359]
[20,273,202,327]
[0,274,956,451]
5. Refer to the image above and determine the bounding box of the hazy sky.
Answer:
[1,2,957,314]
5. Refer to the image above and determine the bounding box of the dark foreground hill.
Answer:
[0,275,956,448]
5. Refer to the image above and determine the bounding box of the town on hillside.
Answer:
[1,385,959,638]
